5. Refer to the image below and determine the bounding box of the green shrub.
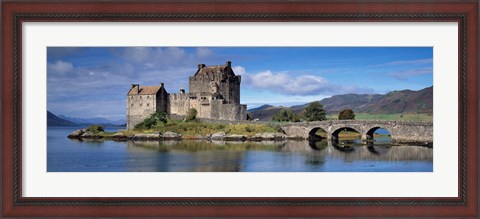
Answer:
[245,125,254,132]
[272,109,300,122]
[186,108,198,122]
[86,125,104,133]
[135,112,167,130]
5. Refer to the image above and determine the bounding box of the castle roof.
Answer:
[194,61,235,78]
[128,85,161,95]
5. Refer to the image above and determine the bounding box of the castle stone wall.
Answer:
[127,94,157,130]
[211,101,247,121]
[156,85,169,113]
[168,93,190,116]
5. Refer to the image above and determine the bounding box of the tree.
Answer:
[302,102,326,121]
[272,109,300,122]
[338,109,355,120]
[134,111,167,129]
[186,108,198,121]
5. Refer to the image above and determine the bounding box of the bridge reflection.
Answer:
[126,139,433,162]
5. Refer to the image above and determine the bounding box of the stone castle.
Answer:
[126,61,247,130]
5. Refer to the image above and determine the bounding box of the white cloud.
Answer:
[232,66,246,75]
[234,66,374,96]
[47,60,74,74]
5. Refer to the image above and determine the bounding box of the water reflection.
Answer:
[125,139,433,162]
[55,126,432,172]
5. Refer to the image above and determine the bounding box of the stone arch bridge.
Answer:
[278,120,433,144]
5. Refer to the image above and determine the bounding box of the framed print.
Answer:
[1,0,478,217]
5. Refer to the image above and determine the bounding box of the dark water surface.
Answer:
[47,127,433,172]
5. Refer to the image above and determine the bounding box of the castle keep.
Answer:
[126,61,247,130]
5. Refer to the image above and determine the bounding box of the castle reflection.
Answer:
[124,139,433,172]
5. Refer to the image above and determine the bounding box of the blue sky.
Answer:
[47,47,432,121]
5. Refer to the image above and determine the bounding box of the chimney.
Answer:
[160,83,164,88]
[131,84,139,94]
[198,64,205,70]
[226,61,231,68]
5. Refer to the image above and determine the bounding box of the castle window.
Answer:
[147,96,149,99]
[131,104,133,107]
[147,103,149,107]
[140,104,142,107]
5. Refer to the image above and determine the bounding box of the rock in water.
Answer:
[133,133,161,140]
[67,129,85,138]
[81,131,102,139]
[211,132,226,140]
[162,131,181,139]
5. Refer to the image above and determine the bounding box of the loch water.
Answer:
[47,127,433,172]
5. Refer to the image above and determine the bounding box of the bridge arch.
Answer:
[365,126,392,142]
[307,127,328,140]
[331,127,361,142]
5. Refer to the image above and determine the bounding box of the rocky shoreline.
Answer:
[67,128,302,141]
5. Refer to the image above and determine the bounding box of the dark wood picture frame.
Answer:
[1,0,478,217]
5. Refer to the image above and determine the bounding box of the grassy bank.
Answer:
[123,119,279,137]
[326,113,432,122]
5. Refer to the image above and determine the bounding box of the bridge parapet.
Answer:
[278,120,433,144]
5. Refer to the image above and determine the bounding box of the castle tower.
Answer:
[189,61,241,104]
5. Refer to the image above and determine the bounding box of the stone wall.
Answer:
[188,73,241,104]
[127,94,157,130]
[168,93,190,116]
[168,94,246,121]
[156,85,169,113]
[388,123,433,143]
[279,120,433,143]
[211,101,247,120]
[223,76,241,104]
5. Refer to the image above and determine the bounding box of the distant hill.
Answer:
[47,111,78,126]
[362,86,433,114]
[248,105,286,121]
[58,115,126,126]
[318,93,384,113]
[248,104,274,112]
[249,86,433,121]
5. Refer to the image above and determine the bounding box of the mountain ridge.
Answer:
[58,115,126,126]
[249,86,432,121]
[47,111,78,126]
